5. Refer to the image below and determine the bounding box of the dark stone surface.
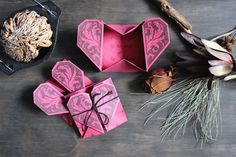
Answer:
[0,0,235,157]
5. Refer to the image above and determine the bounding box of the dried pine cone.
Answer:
[0,10,53,62]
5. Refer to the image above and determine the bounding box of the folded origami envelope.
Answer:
[33,60,127,138]
[67,78,127,138]
[77,18,170,72]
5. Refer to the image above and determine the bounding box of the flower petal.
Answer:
[209,65,233,76]
[181,32,204,48]
[208,60,229,66]
[204,45,232,62]
[201,39,228,53]
[224,74,236,81]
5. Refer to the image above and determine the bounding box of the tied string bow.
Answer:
[72,91,118,137]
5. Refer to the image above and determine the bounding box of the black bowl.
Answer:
[0,0,61,75]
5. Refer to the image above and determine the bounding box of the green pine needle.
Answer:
[140,77,222,144]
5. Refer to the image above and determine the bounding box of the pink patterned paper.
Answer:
[33,83,68,116]
[67,78,128,138]
[33,60,92,117]
[52,60,85,92]
[33,60,128,138]
[77,18,170,72]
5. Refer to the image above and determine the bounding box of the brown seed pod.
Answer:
[225,36,232,43]
[232,39,236,45]
[145,68,173,94]
[0,10,53,62]
[226,45,233,53]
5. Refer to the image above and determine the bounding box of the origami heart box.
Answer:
[77,18,170,72]
[33,60,127,138]
[33,60,91,116]
[66,78,127,138]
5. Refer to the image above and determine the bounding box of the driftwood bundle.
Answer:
[0,10,53,62]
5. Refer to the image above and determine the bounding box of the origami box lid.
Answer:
[33,60,91,116]
[66,78,128,138]
[77,18,170,72]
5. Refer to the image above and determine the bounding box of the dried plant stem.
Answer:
[140,77,221,144]
[153,0,192,33]
[211,27,236,41]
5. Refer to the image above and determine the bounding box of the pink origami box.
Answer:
[33,60,127,138]
[33,60,92,116]
[66,78,127,138]
[77,18,170,72]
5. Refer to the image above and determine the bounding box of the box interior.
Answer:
[102,24,146,70]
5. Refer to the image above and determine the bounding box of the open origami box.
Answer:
[77,18,170,72]
[33,60,127,138]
